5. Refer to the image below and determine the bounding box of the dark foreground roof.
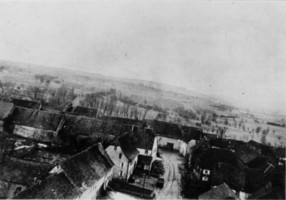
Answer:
[11,107,64,131]
[0,101,14,120]
[118,133,139,161]
[0,159,53,186]
[60,143,113,189]
[198,183,239,200]
[14,172,79,199]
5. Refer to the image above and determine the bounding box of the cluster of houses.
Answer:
[0,98,203,199]
[186,135,285,200]
[1,98,284,199]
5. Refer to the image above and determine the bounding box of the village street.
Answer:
[156,149,185,200]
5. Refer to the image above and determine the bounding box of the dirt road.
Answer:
[156,150,184,200]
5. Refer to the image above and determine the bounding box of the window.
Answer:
[119,153,122,159]
[114,146,117,150]
[202,176,208,181]
[145,149,148,155]
[203,169,210,175]
[121,163,124,168]
[119,171,123,176]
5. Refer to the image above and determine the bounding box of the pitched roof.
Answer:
[11,98,41,109]
[71,106,98,118]
[101,116,146,127]
[235,140,277,166]
[61,114,132,137]
[11,107,64,131]
[14,172,79,199]
[0,101,14,120]
[0,159,53,186]
[118,133,139,161]
[133,128,156,150]
[60,143,113,189]
[198,183,239,200]
[151,120,182,139]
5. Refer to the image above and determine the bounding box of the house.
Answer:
[151,120,182,151]
[70,105,98,118]
[105,133,139,181]
[101,117,157,158]
[180,125,203,156]
[11,107,64,143]
[10,98,41,110]
[198,183,239,200]
[235,140,277,175]
[0,158,53,199]
[15,143,114,200]
[0,101,14,132]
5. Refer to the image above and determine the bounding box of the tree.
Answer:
[150,160,165,176]
[256,126,262,133]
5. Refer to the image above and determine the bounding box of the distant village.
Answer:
[0,97,285,200]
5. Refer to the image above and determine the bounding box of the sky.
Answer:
[0,0,285,114]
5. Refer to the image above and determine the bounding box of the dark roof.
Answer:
[60,114,132,137]
[191,137,209,153]
[60,143,113,189]
[198,183,239,200]
[11,107,64,131]
[138,155,152,165]
[0,159,53,186]
[118,133,139,161]
[11,98,41,109]
[71,106,98,118]
[181,125,203,142]
[0,101,14,120]
[133,128,156,150]
[151,120,182,139]
[195,148,239,170]
[101,116,146,127]
[209,138,245,150]
[14,172,79,199]
[235,140,277,166]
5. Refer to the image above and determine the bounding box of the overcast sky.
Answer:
[0,0,285,113]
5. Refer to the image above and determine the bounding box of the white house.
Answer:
[105,133,139,182]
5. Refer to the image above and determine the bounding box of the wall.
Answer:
[158,136,180,150]
[13,125,56,142]
[179,141,187,156]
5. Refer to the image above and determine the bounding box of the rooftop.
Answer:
[11,98,41,110]
[0,158,53,186]
[11,107,64,131]
[14,172,79,199]
[118,133,139,161]
[60,143,114,189]
[70,106,98,118]
[198,183,239,200]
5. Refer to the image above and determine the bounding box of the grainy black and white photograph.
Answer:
[0,0,285,200]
